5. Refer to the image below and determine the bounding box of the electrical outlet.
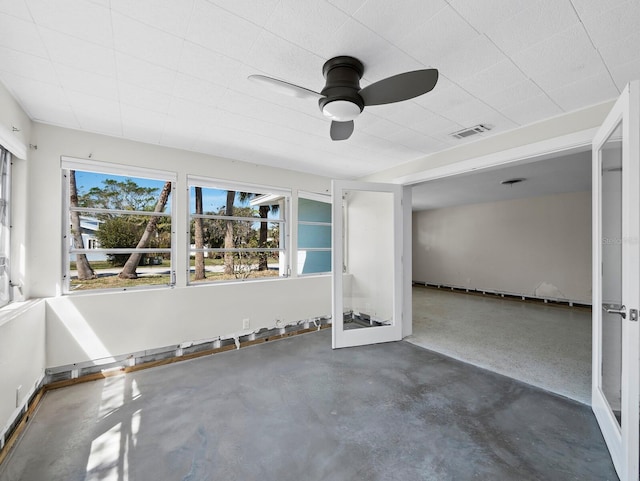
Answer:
[242,318,250,330]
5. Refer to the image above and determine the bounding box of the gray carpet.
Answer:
[0,328,615,481]
[408,286,592,404]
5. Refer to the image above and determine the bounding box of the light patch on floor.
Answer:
[85,377,142,480]
[408,286,592,404]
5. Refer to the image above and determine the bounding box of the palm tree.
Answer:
[237,192,279,271]
[194,187,205,280]
[223,190,235,275]
[118,181,172,279]
[69,170,96,280]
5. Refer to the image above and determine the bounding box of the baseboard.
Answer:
[413,282,591,309]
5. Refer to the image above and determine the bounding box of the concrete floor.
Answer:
[0,329,616,481]
[408,287,592,404]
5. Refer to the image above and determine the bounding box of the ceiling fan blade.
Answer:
[330,120,354,141]
[359,69,438,106]
[248,74,324,100]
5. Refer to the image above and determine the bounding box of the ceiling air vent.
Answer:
[450,124,492,139]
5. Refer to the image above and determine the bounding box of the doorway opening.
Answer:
[407,147,593,404]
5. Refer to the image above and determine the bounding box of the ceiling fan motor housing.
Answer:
[319,56,365,121]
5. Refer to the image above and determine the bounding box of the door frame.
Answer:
[393,127,599,341]
[331,179,404,349]
[591,81,640,481]
[388,94,636,479]
[356,125,605,345]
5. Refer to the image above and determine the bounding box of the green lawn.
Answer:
[69,257,273,270]
[70,274,171,291]
[70,266,279,291]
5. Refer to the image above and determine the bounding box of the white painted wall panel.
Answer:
[45,276,331,366]
[0,301,45,437]
[0,82,31,159]
[413,191,592,303]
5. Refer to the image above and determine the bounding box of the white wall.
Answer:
[0,85,40,441]
[344,190,394,321]
[0,82,31,155]
[45,276,330,366]
[413,191,592,303]
[0,301,45,440]
[25,123,333,366]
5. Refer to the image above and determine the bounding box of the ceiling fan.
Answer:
[248,56,438,141]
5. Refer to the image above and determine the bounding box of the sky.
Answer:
[74,170,270,215]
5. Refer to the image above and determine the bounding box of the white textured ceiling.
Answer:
[1,0,638,178]
[412,150,592,210]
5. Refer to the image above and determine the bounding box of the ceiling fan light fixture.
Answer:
[501,178,525,186]
[249,56,438,140]
[322,99,362,121]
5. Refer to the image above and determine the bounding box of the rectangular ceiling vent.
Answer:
[450,124,492,139]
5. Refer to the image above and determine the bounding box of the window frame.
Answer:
[187,176,291,285]
[297,191,332,276]
[61,157,177,294]
[0,147,11,307]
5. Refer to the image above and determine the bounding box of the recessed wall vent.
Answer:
[450,124,492,139]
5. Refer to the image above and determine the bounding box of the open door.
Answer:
[332,180,403,349]
[592,80,640,481]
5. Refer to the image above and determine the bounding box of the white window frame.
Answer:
[297,191,332,276]
[0,147,11,307]
[187,176,291,284]
[61,157,177,294]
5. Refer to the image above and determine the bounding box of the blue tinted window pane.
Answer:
[298,198,330,222]
[298,224,331,249]
[298,250,331,275]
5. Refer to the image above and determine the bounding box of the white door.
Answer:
[332,180,403,349]
[592,80,640,481]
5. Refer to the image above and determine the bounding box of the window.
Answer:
[0,147,11,307]
[297,194,331,275]
[62,158,176,292]
[188,177,289,283]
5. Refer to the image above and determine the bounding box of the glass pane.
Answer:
[299,198,331,222]
[72,212,172,252]
[298,224,331,249]
[342,190,394,329]
[74,171,170,211]
[189,251,280,283]
[189,219,280,249]
[298,250,330,275]
[189,186,282,220]
[68,170,173,293]
[600,121,623,426]
[69,255,172,291]
[189,185,285,284]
